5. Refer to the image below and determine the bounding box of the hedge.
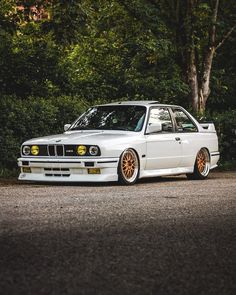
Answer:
[209,110,236,168]
[0,95,87,171]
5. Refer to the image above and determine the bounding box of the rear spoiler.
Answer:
[199,122,216,133]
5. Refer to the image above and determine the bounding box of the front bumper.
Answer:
[17,157,119,182]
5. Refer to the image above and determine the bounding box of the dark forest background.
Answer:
[0,0,235,175]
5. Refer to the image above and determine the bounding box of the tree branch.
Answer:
[209,0,219,46]
[215,24,236,50]
[212,0,219,23]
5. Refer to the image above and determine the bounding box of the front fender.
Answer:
[100,139,147,171]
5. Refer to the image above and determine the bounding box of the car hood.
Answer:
[23,130,140,146]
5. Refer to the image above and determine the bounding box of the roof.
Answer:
[103,100,159,106]
[97,101,180,108]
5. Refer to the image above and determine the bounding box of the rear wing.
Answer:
[200,122,216,133]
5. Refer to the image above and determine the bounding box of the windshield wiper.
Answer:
[70,127,96,131]
[114,127,130,131]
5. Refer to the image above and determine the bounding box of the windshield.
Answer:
[70,105,146,132]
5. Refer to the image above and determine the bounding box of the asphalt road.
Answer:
[0,172,235,295]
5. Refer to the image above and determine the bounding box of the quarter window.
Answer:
[173,109,198,132]
[147,108,173,132]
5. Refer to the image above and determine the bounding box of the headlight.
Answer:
[22,145,31,156]
[31,145,39,156]
[89,146,99,156]
[77,145,87,156]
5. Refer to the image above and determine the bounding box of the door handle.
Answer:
[175,137,181,141]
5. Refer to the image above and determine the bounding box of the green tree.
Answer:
[118,0,236,114]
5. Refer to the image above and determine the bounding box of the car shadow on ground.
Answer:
[1,172,223,187]
[16,175,189,187]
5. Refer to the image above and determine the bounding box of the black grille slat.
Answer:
[84,162,94,167]
[45,173,71,177]
[44,168,70,171]
[48,145,55,156]
[56,145,64,156]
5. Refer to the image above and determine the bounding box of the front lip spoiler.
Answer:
[25,160,118,164]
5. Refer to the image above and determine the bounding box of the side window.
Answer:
[173,109,198,132]
[148,108,173,132]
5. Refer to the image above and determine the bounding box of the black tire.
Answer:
[187,148,210,180]
[118,149,139,185]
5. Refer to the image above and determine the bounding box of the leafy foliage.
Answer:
[211,110,236,162]
[0,95,87,169]
[0,0,235,172]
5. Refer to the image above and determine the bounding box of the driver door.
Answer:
[145,107,182,170]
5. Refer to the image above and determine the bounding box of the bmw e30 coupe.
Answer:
[18,101,219,184]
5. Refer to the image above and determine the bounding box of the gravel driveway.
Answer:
[0,172,235,295]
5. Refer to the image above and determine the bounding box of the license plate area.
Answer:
[87,168,100,174]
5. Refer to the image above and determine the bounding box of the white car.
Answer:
[18,101,220,184]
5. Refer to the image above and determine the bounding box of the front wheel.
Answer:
[187,148,210,180]
[118,149,139,185]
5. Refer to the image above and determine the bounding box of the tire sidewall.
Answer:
[192,149,210,180]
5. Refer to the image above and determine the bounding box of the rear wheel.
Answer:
[118,149,139,185]
[187,148,210,180]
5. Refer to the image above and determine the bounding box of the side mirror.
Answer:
[146,122,162,134]
[64,124,71,132]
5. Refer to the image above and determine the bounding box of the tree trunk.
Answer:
[186,0,200,114]
[187,48,199,112]
[196,0,219,115]
[198,47,215,115]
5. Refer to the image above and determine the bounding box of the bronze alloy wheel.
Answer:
[197,150,206,174]
[187,148,210,180]
[196,149,210,177]
[119,149,139,184]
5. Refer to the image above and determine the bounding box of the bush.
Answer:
[0,95,87,170]
[203,110,236,168]
[213,110,236,163]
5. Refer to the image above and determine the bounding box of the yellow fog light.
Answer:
[77,145,87,156]
[88,168,100,174]
[31,145,39,156]
[22,167,31,173]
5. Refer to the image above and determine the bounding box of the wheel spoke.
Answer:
[196,150,209,176]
